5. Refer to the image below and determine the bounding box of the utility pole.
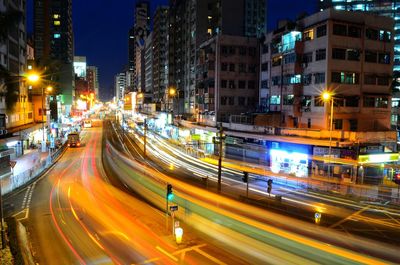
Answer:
[144,118,147,157]
[217,123,223,192]
[0,174,4,249]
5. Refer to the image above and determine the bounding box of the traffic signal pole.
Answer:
[217,123,223,193]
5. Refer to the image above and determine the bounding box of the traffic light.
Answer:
[393,174,400,185]
[242,172,248,183]
[167,184,174,201]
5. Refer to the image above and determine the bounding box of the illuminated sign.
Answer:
[358,153,399,164]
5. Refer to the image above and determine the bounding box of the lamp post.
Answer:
[42,86,53,152]
[322,91,334,178]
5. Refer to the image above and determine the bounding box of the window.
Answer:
[229,63,235,71]
[301,96,312,107]
[363,96,375,107]
[283,95,294,105]
[228,46,235,54]
[53,20,61,26]
[221,46,228,54]
[239,63,246,72]
[221,63,228,71]
[228,80,236,89]
[377,76,389,86]
[221,96,227,105]
[365,51,377,63]
[316,24,326,37]
[379,30,391,42]
[272,76,280,86]
[53,33,61,39]
[376,97,388,108]
[238,97,246,106]
[248,64,257,73]
[248,80,255,89]
[248,47,256,56]
[228,96,235,105]
[331,72,341,83]
[378,53,390,64]
[366,28,378,40]
[302,52,313,63]
[303,74,312,85]
[348,26,361,38]
[333,24,347,36]
[284,53,296,64]
[314,72,325,84]
[334,119,343,130]
[261,62,268,71]
[239,46,247,55]
[364,74,376,85]
[345,96,359,107]
[261,80,268,89]
[221,80,227,88]
[332,48,346,60]
[303,29,314,41]
[270,95,281,105]
[262,44,268,54]
[349,119,358,131]
[347,49,360,61]
[238,80,246,89]
[272,56,281,67]
[316,49,326,61]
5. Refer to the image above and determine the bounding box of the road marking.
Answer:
[194,248,227,265]
[155,246,178,262]
[21,185,31,209]
[330,205,370,228]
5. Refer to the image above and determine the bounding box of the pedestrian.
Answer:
[267,179,273,196]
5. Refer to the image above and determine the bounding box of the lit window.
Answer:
[54,21,61,26]
[208,16,212,20]
[53,14,60,19]
[54,33,61,39]
[27,65,32,70]
[207,28,212,35]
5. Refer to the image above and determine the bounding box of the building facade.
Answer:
[317,0,400,129]
[87,66,99,100]
[144,32,153,97]
[152,6,169,107]
[114,72,126,104]
[197,35,260,125]
[34,0,74,117]
[262,9,394,132]
[168,0,266,116]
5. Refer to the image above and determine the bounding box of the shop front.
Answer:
[268,142,312,178]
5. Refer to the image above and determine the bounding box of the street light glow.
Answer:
[322,91,331,101]
[27,73,40,83]
[46,86,53,92]
[169,87,176,96]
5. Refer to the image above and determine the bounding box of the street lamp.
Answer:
[168,87,176,113]
[42,86,52,152]
[322,91,334,178]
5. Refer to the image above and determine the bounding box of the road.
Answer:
[5,122,249,264]
[119,120,400,247]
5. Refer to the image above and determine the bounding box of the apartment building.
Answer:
[262,8,394,132]
[197,35,259,125]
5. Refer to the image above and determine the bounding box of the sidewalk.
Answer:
[12,149,49,176]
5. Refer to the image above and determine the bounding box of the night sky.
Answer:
[28,0,317,101]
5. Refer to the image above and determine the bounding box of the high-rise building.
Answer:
[34,0,74,117]
[317,1,400,129]
[73,56,87,79]
[114,72,126,104]
[87,66,99,99]
[0,0,33,139]
[168,0,266,115]
[261,9,393,132]
[152,6,169,106]
[144,33,153,97]
[128,1,150,93]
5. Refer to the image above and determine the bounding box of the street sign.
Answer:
[169,205,178,211]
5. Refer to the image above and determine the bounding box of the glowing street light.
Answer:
[322,90,334,178]
[27,73,40,83]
